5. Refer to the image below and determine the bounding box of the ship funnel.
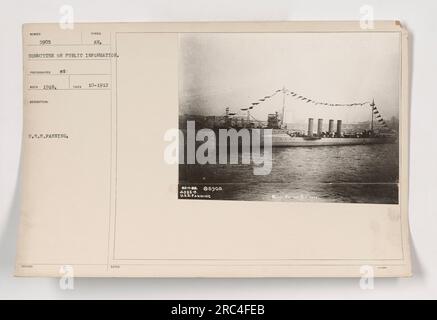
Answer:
[328,119,335,134]
[307,118,314,136]
[336,120,342,138]
[317,119,323,136]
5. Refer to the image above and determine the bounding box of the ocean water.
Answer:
[179,143,399,204]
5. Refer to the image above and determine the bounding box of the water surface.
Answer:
[179,143,399,204]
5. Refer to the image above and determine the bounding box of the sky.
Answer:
[179,32,400,125]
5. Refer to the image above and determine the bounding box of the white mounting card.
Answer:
[16,21,411,277]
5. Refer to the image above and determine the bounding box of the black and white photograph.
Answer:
[178,32,401,204]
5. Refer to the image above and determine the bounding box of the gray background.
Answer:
[0,0,435,299]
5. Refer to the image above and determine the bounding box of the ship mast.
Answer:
[370,98,375,133]
[281,86,286,128]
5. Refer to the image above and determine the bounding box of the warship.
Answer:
[218,94,397,147]
[181,89,397,147]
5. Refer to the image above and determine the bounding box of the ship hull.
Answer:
[270,133,396,147]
